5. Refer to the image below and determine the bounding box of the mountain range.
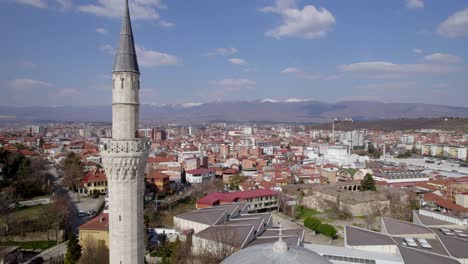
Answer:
[1,100,468,123]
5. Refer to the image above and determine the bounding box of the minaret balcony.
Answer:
[100,138,151,155]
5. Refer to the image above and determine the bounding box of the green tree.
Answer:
[304,217,322,231]
[64,235,82,264]
[317,224,337,238]
[360,173,376,191]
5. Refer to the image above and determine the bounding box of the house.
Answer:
[319,166,339,183]
[185,168,215,184]
[196,189,278,212]
[78,213,109,248]
[146,171,170,194]
[82,169,108,194]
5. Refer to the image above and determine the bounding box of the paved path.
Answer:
[25,242,67,263]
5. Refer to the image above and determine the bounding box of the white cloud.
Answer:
[78,0,165,20]
[99,44,180,67]
[211,78,256,89]
[437,7,468,38]
[228,58,247,65]
[405,0,424,9]
[424,53,461,64]
[158,21,174,27]
[7,78,54,91]
[413,48,423,54]
[55,0,72,10]
[281,67,334,80]
[99,44,115,55]
[96,27,108,34]
[14,0,47,8]
[261,0,336,39]
[13,0,72,10]
[135,45,180,67]
[204,47,238,56]
[337,61,456,76]
[281,67,300,74]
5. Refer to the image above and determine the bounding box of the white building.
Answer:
[186,168,215,184]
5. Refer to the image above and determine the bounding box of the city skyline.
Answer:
[2,0,468,107]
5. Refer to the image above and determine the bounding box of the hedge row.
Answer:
[303,217,337,238]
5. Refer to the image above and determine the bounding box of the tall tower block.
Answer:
[100,0,150,263]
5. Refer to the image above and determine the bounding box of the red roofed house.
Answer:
[79,213,109,248]
[196,189,278,213]
[83,169,108,194]
[146,171,170,193]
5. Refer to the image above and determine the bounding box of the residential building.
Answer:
[78,213,109,248]
[82,169,108,194]
[196,189,278,212]
[146,171,170,193]
[185,168,215,184]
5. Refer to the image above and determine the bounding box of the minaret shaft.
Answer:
[100,1,149,264]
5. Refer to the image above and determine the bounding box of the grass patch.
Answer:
[353,215,368,219]
[0,240,57,250]
[13,204,53,220]
[296,206,320,219]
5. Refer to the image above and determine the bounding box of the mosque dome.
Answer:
[221,240,332,264]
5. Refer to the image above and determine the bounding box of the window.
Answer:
[121,78,124,88]
[119,215,122,221]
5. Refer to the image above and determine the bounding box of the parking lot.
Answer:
[69,191,104,219]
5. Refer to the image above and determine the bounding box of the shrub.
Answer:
[304,217,321,231]
[317,224,337,238]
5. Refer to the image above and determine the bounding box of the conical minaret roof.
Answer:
[113,0,140,74]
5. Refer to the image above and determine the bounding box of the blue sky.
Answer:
[1,0,468,107]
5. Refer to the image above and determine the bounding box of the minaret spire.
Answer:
[113,0,139,74]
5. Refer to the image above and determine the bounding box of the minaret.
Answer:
[100,0,150,263]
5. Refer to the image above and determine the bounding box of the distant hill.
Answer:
[309,118,468,132]
[1,100,468,123]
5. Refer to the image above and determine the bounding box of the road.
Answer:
[48,166,85,232]
[25,242,67,263]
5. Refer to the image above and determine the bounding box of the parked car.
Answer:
[87,210,96,216]
[78,211,86,217]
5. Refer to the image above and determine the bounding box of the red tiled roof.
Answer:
[147,171,170,180]
[83,170,107,183]
[148,156,177,164]
[423,192,443,202]
[19,149,40,156]
[79,213,109,231]
[196,189,277,206]
[434,198,468,213]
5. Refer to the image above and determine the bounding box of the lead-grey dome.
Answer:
[221,243,332,264]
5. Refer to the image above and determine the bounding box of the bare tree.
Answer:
[277,192,295,218]
[79,237,109,264]
[62,152,84,201]
[0,188,17,234]
[386,190,415,222]
[41,192,71,243]
[365,202,387,230]
[324,196,351,220]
